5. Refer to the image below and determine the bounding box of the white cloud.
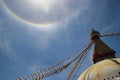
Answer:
[0,37,17,62]
[0,26,23,65]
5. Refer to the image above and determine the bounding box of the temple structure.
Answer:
[91,30,116,63]
[78,30,120,80]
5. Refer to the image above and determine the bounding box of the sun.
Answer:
[1,0,90,26]
[27,0,54,12]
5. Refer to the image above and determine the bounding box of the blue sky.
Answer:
[0,0,120,80]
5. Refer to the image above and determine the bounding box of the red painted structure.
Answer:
[91,30,116,63]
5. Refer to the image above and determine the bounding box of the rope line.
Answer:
[67,41,94,80]
[101,33,120,37]
[16,57,73,80]
[109,59,120,65]
[71,42,93,80]
[16,43,88,80]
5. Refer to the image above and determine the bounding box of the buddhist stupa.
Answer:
[78,30,120,80]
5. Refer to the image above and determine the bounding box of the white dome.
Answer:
[78,58,120,80]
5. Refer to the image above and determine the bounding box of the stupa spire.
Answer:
[90,29,116,63]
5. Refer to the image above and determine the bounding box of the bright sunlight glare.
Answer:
[27,0,54,12]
